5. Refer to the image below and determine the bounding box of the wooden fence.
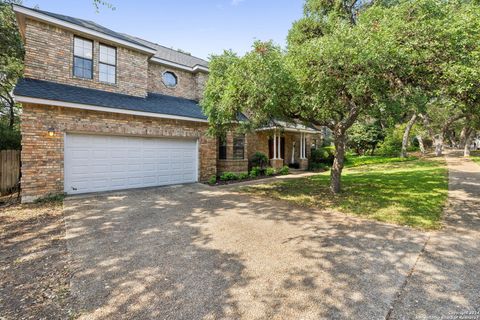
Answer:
[0,150,20,195]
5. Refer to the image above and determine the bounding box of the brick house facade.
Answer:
[13,5,320,202]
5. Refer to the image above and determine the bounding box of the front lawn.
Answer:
[241,158,448,229]
[345,155,417,167]
[469,151,480,165]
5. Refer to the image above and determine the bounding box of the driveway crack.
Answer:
[384,234,431,320]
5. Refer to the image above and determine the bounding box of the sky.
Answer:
[21,0,305,60]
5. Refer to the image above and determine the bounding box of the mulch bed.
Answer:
[207,174,285,186]
[0,200,75,320]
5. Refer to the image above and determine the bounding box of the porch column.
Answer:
[299,132,309,170]
[273,130,277,159]
[277,131,282,159]
[300,132,304,159]
[303,133,306,159]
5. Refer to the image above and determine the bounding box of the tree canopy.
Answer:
[202,0,480,193]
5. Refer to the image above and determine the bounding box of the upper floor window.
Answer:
[162,71,177,87]
[233,135,245,160]
[99,44,116,84]
[73,37,93,79]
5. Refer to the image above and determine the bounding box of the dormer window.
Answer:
[162,71,177,88]
[99,44,116,84]
[73,37,93,79]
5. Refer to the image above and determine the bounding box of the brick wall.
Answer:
[148,63,208,101]
[217,160,248,175]
[24,19,149,97]
[20,104,217,202]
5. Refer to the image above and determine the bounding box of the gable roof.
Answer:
[121,35,209,69]
[12,5,209,71]
[14,78,208,122]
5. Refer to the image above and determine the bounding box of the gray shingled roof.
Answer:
[14,78,208,120]
[24,6,154,51]
[21,5,208,69]
[121,35,209,68]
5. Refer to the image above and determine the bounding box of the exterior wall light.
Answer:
[48,127,55,137]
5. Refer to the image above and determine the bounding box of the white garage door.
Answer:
[64,133,198,194]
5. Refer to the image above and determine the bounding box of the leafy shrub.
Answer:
[238,172,249,180]
[377,126,404,156]
[0,123,21,151]
[249,166,261,178]
[346,122,384,155]
[250,152,269,169]
[208,175,217,185]
[265,167,276,176]
[309,147,335,171]
[220,172,238,181]
[278,165,289,175]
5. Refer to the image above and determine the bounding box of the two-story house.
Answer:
[12,5,320,202]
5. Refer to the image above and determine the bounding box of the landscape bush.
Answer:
[277,165,290,175]
[220,172,238,181]
[208,175,217,185]
[250,152,269,169]
[265,167,276,176]
[249,166,261,178]
[238,172,249,180]
[309,147,335,170]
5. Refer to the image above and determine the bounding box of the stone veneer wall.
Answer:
[148,63,204,100]
[24,19,149,97]
[20,104,217,202]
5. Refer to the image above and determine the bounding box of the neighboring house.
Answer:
[12,5,320,202]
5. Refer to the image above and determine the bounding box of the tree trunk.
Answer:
[459,126,467,149]
[464,129,473,157]
[9,102,14,129]
[330,130,346,194]
[434,135,443,156]
[401,113,417,158]
[417,135,425,154]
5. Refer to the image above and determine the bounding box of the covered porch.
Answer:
[253,121,321,170]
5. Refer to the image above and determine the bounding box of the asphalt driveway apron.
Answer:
[64,182,429,319]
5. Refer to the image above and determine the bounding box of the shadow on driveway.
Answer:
[65,183,428,319]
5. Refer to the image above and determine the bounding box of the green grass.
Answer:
[469,151,480,165]
[241,158,448,230]
[345,155,417,167]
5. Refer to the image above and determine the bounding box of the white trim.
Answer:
[14,95,209,123]
[151,57,209,73]
[13,5,157,55]
[256,126,319,134]
[196,138,200,182]
[273,130,277,159]
[277,132,282,160]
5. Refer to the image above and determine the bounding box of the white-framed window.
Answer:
[162,71,177,87]
[99,44,116,84]
[73,37,93,79]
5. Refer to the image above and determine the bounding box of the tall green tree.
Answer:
[0,0,24,130]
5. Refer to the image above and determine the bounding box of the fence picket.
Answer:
[0,150,20,195]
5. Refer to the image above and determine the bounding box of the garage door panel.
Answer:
[65,134,198,194]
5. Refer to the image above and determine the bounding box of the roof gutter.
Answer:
[12,5,157,55]
[150,57,209,73]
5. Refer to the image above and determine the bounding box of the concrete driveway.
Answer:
[64,183,429,320]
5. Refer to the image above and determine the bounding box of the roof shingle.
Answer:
[14,78,208,121]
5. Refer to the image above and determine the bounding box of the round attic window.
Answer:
[162,71,178,88]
